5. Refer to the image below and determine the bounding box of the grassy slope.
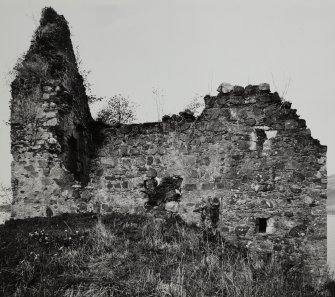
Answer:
[0,212,331,297]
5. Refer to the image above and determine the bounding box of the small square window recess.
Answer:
[256,218,267,233]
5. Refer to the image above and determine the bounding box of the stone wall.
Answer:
[83,84,326,281]
[9,7,327,284]
[10,7,92,219]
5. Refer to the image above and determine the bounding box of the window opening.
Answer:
[255,129,267,150]
[256,218,267,233]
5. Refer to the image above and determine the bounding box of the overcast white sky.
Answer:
[0,0,334,186]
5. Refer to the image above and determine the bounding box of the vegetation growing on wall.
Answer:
[96,94,137,125]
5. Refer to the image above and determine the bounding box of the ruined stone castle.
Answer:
[10,8,327,281]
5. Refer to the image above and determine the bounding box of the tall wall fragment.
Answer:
[10,7,92,218]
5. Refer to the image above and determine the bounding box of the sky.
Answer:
[0,0,334,187]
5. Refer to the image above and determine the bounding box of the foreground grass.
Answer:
[0,212,332,296]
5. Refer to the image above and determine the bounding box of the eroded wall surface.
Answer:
[84,85,327,280]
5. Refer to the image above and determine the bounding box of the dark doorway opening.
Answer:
[256,218,267,233]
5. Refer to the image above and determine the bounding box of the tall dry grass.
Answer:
[0,213,329,297]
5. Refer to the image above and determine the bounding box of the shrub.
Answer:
[96,94,137,125]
